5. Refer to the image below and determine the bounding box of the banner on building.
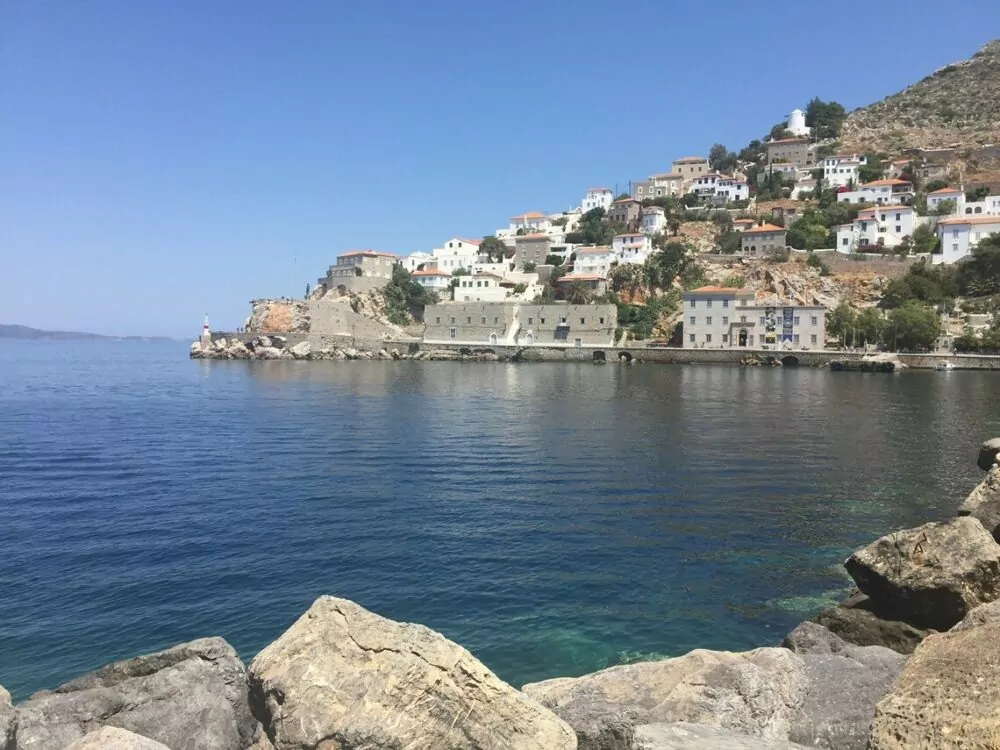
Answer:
[782,307,794,342]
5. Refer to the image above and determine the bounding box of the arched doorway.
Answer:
[489,333,498,345]
[525,331,535,345]
[738,329,749,346]
[781,355,800,367]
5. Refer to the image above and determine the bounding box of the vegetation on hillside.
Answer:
[384,267,438,325]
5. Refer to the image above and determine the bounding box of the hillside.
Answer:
[840,40,1000,152]
[0,324,171,341]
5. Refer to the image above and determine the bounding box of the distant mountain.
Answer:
[0,324,173,341]
[840,40,1000,152]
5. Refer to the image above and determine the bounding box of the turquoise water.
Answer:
[1,341,997,700]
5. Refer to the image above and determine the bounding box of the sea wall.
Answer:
[5,441,1000,749]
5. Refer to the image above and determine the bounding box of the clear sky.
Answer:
[3,1,998,337]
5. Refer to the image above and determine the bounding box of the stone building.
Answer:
[741,223,787,258]
[606,198,641,227]
[515,234,552,269]
[766,138,814,166]
[423,302,617,346]
[682,286,827,350]
[320,250,398,294]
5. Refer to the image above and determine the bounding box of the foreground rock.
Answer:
[977,437,1000,471]
[1,685,14,750]
[66,727,170,749]
[844,516,1000,630]
[635,722,809,749]
[869,616,1000,749]
[811,593,929,654]
[524,637,905,750]
[248,595,576,750]
[15,637,257,750]
[958,464,1000,542]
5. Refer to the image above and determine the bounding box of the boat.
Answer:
[935,361,957,371]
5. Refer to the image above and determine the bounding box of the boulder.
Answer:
[868,619,1000,749]
[634,722,809,749]
[782,621,852,655]
[844,517,1000,630]
[522,648,807,749]
[812,599,929,655]
[254,336,272,349]
[977,437,1000,471]
[15,637,257,750]
[1,685,15,750]
[66,727,171,749]
[957,464,1000,542]
[228,341,250,359]
[254,346,284,360]
[288,341,312,359]
[213,337,228,350]
[248,595,575,750]
[343,347,359,359]
[270,335,287,348]
[951,598,1000,632]
[390,348,401,359]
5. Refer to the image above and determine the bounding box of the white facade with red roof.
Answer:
[507,211,553,235]
[927,187,964,214]
[432,237,483,272]
[613,233,652,265]
[822,154,867,187]
[836,179,915,205]
[453,272,509,303]
[935,215,1000,265]
[581,188,613,213]
[573,246,614,277]
[835,206,918,253]
[411,268,454,293]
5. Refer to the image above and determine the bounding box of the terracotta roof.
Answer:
[587,187,612,193]
[858,205,914,214]
[411,269,451,277]
[575,246,612,254]
[457,237,483,245]
[937,216,1000,226]
[650,172,684,179]
[732,218,757,224]
[614,233,644,239]
[338,250,398,258]
[612,198,639,204]
[743,223,785,234]
[768,137,810,145]
[673,156,707,164]
[861,179,912,187]
[473,272,503,279]
[515,233,550,240]
[687,285,750,294]
[928,187,962,195]
[510,211,548,220]
[558,274,604,282]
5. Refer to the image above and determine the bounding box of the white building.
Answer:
[641,206,666,235]
[613,233,653,265]
[837,179,914,205]
[835,205,917,253]
[715,176,749,203]
[573,246,615,277]
[927,187,964,214]
[582,188,613,213]
[787,108,811,137]
[410,269,453,294]
[399,251,435,272]
[453,272,508,302]
[935,216,1000,265]
[508,211,553,235]
[822,154,867,188]
[791,178,817,200]
[690,173,721,199]
[963,194,1000,217]
[432,237,483,272]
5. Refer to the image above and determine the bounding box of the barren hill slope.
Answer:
[840,40,1000,152]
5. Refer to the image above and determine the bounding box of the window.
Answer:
[748,334,754,345]
[494,317,499,324]
[722,316,728,325]
[723,299,729,308]
[953,230,960,238]
[706,316,712,325]
[467,317,472,324]
[540,318,545,324]
[481,317,486,324]
[760,317,766,325]
[689,316,696,325]
[794,316,800,325]
[449,328,456,339]
[476,281,482,288]
[705,334,712,343]
[794,334,800,343]
[810,334,817,344]
[741,315,747,323]
[450,317,456,324]
[842,237,849,246]
[599,317,605,324]
[811,316,818,326]
[722,334,728,343]
[895,213,901,221]
[528,317,533,324]
[435,317,441,324]
[689,334,696,343]
[690,299,696,308]
[953,243,959,251]
[580,317,586,324]
[706,299,713,308]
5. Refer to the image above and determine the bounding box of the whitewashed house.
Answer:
[837,179,914,205]
[508,211,553,235]
[454,272,508,302]
[573,246,615,277]
[835,205,917,253]
[400,251,435,272]
[432,237,483,272]
[715,176,749,203]
[411,269,454,294]
[641,206,666,235]
[927,187,964,214]
[822,154,867,188]
[613,233,653,265]
[963,194,1000,216]
[935,216,1000,265]
[582,188,614,213]
[690,173,721,199]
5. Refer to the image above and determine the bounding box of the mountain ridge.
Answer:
[0,324,174,341]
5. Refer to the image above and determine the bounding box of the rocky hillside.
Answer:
[840,39,1000,152]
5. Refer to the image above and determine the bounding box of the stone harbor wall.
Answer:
[5,440,1000,748]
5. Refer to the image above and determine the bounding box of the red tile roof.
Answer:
[937,216,1000,226]
[411,269,451,277]
[743,223,785,234]
[339,250,398,258]
[673,156,707,163]
[862,179,912,187]
[928,187,962,195]
[516,233,550,240]
[768,137,810,145]
[688,285,749,293]
[510,211,548,220]
[558,274,604,282]
[575,246,612,255]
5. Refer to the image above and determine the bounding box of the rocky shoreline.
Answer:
[5,440,1000,749]
[190,335,506,362]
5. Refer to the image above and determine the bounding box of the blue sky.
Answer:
[3,1,998,337]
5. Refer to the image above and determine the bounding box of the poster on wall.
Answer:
[782,307,794,342]
[764,307,777,346]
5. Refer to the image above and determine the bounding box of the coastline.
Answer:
[5,441,1000,749]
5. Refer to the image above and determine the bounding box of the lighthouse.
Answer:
[200,313,211,347]
[788,109,811,137]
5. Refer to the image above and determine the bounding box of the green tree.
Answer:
[856,307,885,347]
[565,207,623,245]
[565,282,594,305]
[738,139,764,164]
[545,254,563,266]
[956,236,1000,297]
[513,283,527,294]
[888,301,941,350]
[785,208,831,250]
[615,192,631,201]
[858,153,887,184]
[383,266,438,325]
[933,199,956,216]
[709,143,737,173]
[804,98,847,141]
[924,179,950,193]
[910,223,940,255]
[806,252,831,276]
[827,303,856,346]
[668,218,681,236]
[480,236,508,262]
[967,186,990,202]
[305,283,311,298]
[523,261,537,272]
[769,122,791,140]
[646,238,689,290]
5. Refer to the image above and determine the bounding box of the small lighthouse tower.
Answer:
[200,313,211,348]
[788,109,810,137]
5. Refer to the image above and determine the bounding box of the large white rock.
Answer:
[288,341,312,359]
[248,595,576,750]
[65,727,171,749]
[0,685,15,750]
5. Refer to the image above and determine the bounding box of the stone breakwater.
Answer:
[6,440,1000,750]
[190,335,505,362]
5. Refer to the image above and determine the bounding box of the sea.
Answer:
[2,340,998,700]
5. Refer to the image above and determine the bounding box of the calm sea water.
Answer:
[2,341,998,700]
